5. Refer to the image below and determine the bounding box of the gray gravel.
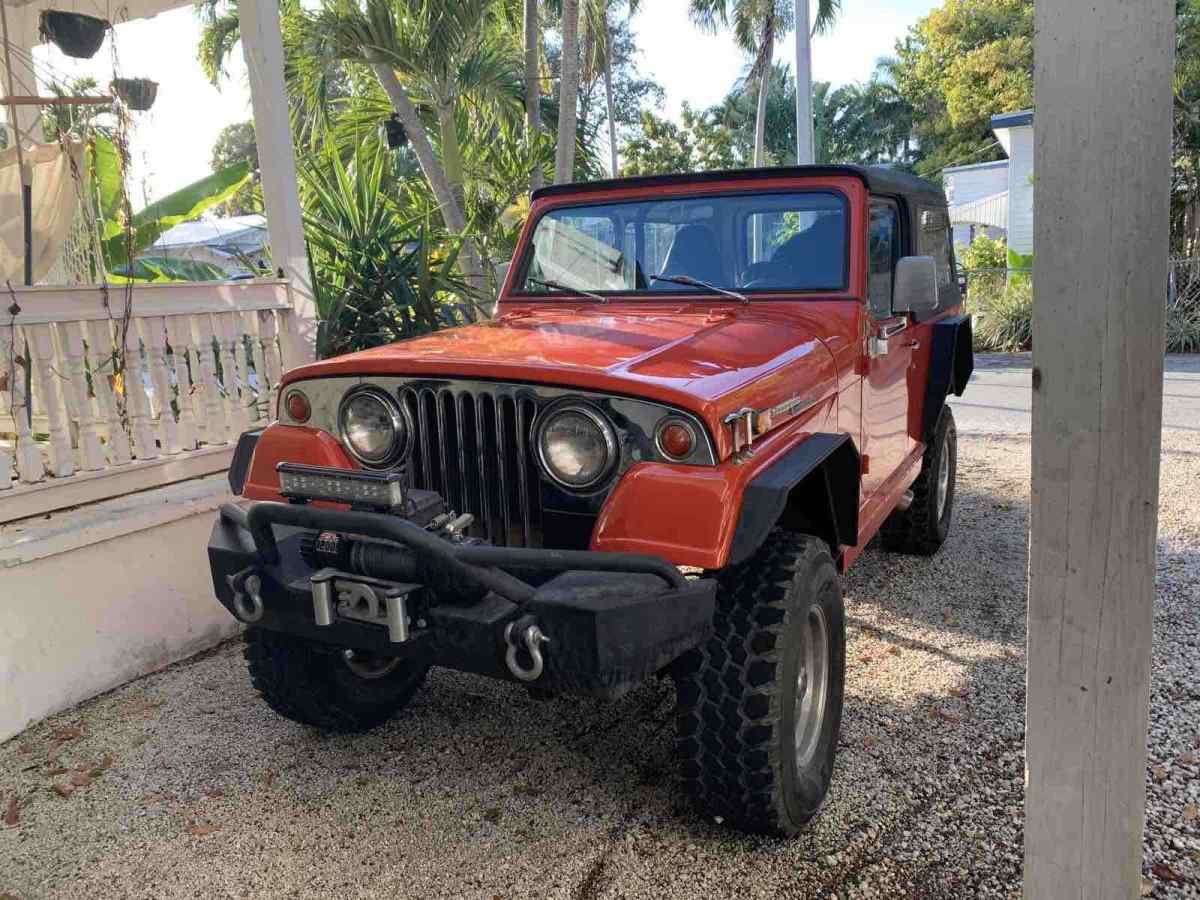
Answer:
[1,431,1198,899]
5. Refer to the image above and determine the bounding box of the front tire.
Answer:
[881,405,957,556]
[244,629,427,732]
[673,531,846,837]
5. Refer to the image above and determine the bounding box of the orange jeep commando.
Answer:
[209,165,973,836]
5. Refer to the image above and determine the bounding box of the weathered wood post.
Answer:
[1025,1,1174,898]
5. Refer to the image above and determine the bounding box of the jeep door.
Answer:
[861,198,915,498]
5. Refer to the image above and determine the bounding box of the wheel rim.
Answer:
[936,432,952,520]
[794,605,830,770]
[342,649,403,680]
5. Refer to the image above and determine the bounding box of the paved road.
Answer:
[949,353,1200,434]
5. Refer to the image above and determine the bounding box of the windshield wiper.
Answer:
[650,274,748,304]
[528,278,608,304]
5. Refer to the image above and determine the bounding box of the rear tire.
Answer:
[244,629,427,732]
[881,406,957,556]
[673,531,846,836]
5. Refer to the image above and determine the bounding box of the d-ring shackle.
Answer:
[504,620,549,682]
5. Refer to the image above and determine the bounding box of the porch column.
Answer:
[238,0,316,364]
[1024,1,1173,898]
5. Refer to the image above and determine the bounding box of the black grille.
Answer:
[399,386,543,547]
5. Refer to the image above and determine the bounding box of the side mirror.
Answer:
[892,256,939,314]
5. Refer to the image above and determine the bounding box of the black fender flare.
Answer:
[726,433,861,567]
[922,314,974,440]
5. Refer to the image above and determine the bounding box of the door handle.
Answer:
[877,321,907,339]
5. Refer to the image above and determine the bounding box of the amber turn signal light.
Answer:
[657,419,696,460]
[285,389,311,423]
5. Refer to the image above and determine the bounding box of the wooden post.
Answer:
[238,0,317,364]
[1025,2,1174,898]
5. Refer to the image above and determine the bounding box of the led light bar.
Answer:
[277,462,406,511]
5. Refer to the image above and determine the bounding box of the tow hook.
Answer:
[504,617,550,682]
[228,567,264,623]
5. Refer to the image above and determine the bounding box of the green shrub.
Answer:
[1166,299,1200,353]
[957,233,1007,271]
[972,279,1034,352]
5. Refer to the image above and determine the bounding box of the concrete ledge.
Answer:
[0,474,242,742]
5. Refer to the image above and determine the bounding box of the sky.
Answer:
[18,0,940,202]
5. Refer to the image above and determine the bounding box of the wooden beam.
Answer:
[0,95,114,106]
[1024,1,1174,898]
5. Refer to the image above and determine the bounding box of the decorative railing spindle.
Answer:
[84,319,133,467]
[140,316,181,455]
[59,321,106,471]
[164,315,200,451]
[24,324,75,477]
[118,319,160,460]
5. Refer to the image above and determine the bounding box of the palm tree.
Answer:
[690,0,839,167]
[690,0,790,167]
[523,0,544,189]
[299,0,524,291]
[554,0,581,182]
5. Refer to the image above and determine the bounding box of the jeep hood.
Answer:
[283,305,843,436]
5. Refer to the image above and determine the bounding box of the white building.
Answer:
[944,109,1035,255]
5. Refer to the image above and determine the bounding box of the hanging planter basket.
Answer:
[110,78,159,112]
[39,10,110,59]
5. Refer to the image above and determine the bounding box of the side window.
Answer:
[918,207,957,306]
[868,201,899,318]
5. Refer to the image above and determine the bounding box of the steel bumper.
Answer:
[208,501,716,698]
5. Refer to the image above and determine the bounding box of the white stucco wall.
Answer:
[0,476,241,742]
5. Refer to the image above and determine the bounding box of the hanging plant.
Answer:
[110,78,159,112]
[39,10,109,59]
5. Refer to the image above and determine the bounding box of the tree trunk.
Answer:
[436,102,466,210]
[554,0,581,184]
[370,62,485,302]
[753,31,773,167]
[524,0,543,190]
[604,25,619,176]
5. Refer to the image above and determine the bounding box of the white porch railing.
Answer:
[0,279,301,523]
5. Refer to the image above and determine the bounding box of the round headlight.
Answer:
[536,404,617,490]
[338,387,407,467]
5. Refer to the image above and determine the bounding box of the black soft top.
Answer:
[531,165,947,206]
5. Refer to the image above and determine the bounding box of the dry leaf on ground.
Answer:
[50,726,82,743]
[1151,863,1183,883]
[69,772,91,788]
[187,822,218,836]
[1141,877,1154,896]
[3,795,19,827]
[930,708,961,724]
[1184,802,1197,822]
[50,783,73,799]
[1152,765,1169,782]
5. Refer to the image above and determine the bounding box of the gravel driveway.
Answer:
[2,431,1198,899]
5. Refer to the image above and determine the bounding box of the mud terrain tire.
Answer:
[244,629,427,732]
[881,405,958,556]
[673,531,846,836]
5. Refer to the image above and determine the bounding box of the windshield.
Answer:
[516,191,848,297]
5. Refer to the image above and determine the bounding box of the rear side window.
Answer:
[868,201,900,318]
[918,207,959,308]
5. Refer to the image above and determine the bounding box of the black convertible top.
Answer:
[530,164,947,205]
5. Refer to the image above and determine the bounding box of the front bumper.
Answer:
[209,501,716,698]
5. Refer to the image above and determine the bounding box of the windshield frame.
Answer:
[507,187,854,302]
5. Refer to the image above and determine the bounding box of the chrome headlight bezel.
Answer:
[336,385,412,468]
[534,401,619,491]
